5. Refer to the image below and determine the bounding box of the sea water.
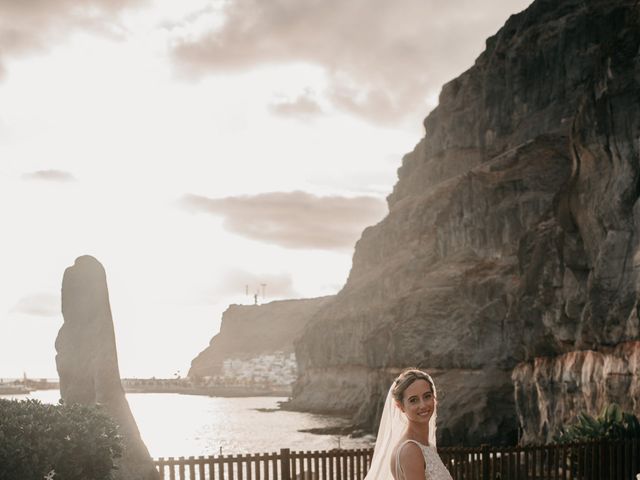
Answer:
[0,390,374,458]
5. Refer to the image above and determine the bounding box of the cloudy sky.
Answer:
[0,0,531,379]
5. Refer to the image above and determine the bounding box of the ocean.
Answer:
[0,390,374,458]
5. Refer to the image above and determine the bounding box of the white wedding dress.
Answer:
[394,440,453,480]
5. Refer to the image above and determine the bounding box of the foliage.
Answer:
[0,398,123,480]
[555,403,640,443]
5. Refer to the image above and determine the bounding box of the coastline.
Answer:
[0,379,291,398]
[0,385,32,395]
[123,384,291,397]
[0,380,59,395]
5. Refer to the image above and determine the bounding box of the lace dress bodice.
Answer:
[395,440,453,480]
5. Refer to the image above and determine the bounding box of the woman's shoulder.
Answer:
[397,440,425,462]
[391,439,426,480]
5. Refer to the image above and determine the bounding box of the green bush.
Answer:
[555,403,640,443]
[0,398,123,480]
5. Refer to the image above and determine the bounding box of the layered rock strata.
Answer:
[513,341,640,444]
[56,255,158,480]
[189,297,331,384]
[291,0,640,445]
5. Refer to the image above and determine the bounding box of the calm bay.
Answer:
[1,390,374,458]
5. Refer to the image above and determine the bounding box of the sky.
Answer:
[0,0,532,379]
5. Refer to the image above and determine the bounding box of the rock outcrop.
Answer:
[290,0,640,445]
[513,341,640,444]
[189,297,332,384]
[55,256,158,480]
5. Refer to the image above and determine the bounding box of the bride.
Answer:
[365,369,453,480]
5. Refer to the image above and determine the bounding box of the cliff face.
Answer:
[513,341,640,444]
[188,297,331,381]
[291,0,640,445]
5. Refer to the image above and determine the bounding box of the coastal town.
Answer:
[2,351,297,397]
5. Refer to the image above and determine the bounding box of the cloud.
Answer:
[269,91,323,120]
[11,293,59,317]
[214,269,298,299]
[0,0,145,76]
[22,169,76,183]
[178,191,387,250]
[308,169,397,196]
[170,0,532,125]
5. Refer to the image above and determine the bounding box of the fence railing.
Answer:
[439,438,639,479]
[155,448,373,480]
[154,437,640,480]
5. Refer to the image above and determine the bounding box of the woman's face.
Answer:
[397,379,435,424]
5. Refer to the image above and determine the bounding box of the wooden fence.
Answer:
[155,448,373,480]
[154,438,640,480]
[439,438,639,479]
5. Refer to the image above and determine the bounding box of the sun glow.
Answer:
[0,0,531,378]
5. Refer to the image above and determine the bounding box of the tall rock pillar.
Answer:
[55,255,158,480]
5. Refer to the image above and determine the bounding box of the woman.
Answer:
[365,369,453,480]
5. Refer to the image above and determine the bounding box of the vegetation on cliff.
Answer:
[555,404,640,444]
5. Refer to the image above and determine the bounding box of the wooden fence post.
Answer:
[281,448,291,480]
[481,444,490,480]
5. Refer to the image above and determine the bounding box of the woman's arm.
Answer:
[397,443,426,480]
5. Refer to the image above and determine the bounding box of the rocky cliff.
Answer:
[512,341,640,444]
[188,297,331,384]
[56,256,158,480]
[290,0,640,445]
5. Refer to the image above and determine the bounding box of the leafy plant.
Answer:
[555,403,640,443]
[0,398,123,480]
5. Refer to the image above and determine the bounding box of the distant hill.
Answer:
[188,297,332,386]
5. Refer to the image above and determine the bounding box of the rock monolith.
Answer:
[55,255,158,480]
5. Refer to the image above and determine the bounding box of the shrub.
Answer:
[0,398,123,480]
[555,403,640,443]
